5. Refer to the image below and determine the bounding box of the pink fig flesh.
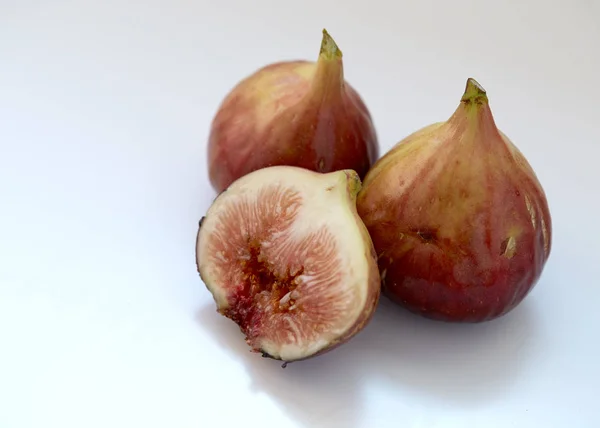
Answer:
[357,78,552,322]
[197,166,380,362]
[207,29,379,193]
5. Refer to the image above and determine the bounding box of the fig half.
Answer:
[196,166,380,362]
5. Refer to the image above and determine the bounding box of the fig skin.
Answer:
[357,78,552,323]
[196,166,380,363]
[207,29,379,193]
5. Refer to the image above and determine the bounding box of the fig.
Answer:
[357,78,552,322]
[207,29,379,193]
[196,166,380,362]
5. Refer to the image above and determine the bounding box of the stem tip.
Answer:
[320,29,343,60]
[461,77,488,106]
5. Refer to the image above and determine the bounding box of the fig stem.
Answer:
[312,29,344,101]
[461,78,489,106]
[345,170,362,199]
[319,29,343,60]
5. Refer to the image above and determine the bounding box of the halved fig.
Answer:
[196,166,380,363]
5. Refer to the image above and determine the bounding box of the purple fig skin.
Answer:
[207,29,379,193]
[357,78,552,323]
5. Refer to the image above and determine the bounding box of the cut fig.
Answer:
[196,166,380,362]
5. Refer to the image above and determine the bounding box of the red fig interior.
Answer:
[197,167,380,361]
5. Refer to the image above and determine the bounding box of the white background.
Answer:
[1,1,599,427]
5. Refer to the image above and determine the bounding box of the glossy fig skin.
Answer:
[357,79,552,323]
[207,30,379,193]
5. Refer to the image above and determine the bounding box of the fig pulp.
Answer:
[196,166,380,362]
[207,29,379,193]
[357,78,552,322]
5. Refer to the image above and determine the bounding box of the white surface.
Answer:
[1,1,599,427]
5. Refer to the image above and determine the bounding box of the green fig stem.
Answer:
[461,78,489,107]
[343,170,362,199]
[311,29,344,101]
[452,77,502,141]
[319,29,343,60]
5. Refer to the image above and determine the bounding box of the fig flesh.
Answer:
[207,29,379,193]
[357,78,552,322]
[196,166,380,362]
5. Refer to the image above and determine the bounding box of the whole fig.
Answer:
[357,78,552,322]
[207,29,379,193]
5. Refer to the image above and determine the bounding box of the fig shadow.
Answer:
[196,304,369,428]
[196,295,539,427]
[353,296,539,404]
